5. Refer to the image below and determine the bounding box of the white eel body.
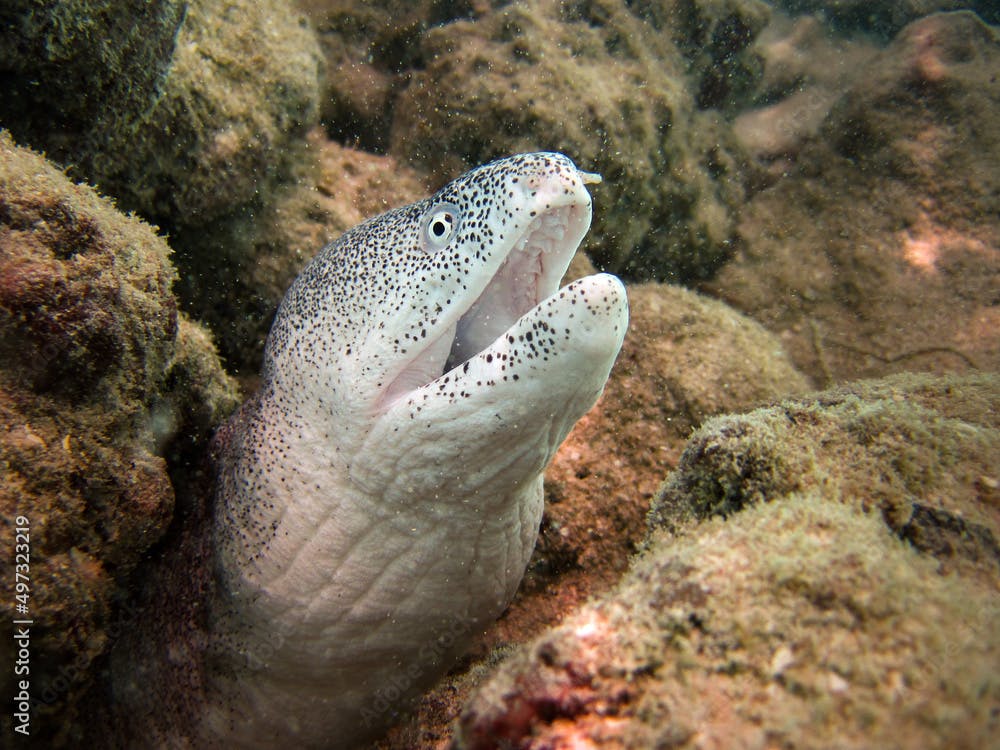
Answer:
[114,153,627,748]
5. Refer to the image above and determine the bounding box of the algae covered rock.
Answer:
[0,131,238,744]
[0,0,327,376]
[109,0,322,224]
[0,1,187,160]
[771,0,999,36]
[0,0,322,227]
[385,0,767,281]
[457,495,999,750]
[455,372,1000,750]
[707,11,1000,384]
[733,13,881,162]
[300,0,438,152]
[652,372,1000,580]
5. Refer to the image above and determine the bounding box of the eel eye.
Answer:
[420,203,461,252]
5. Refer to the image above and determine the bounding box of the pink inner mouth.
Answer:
[380,203,586,409]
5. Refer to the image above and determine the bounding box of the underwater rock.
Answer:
[382,0,765,281]
[0,0,322,228]
[822,11,999,194]
[0,1,187,165]
[377,280,811,748]
[734,12,880,162]
[707,10,1000,384]
[651,372,1000,581]
[770,0,999,37]
[454,372,1000,750]
[299,0,439,152]
[171,132,429,373]
[0,131,238,745]
[306,0,770,150]
[0,0,327,376]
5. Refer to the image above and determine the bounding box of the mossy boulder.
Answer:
[652,371,1000,581]
[381,0,767,281]
[457,495,999,749]
[0,1,187,160]
[299,0,438,152]
[0,0,329,377]
[733,14,881,161]
[0,131,238,745]
[707,11,1000,384]
[454,372,1000,749]
[0,0,322,227]
[770,0,999,36]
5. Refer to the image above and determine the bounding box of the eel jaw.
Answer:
[380,196,593,410]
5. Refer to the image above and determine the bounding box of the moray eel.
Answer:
[118,153,627,748]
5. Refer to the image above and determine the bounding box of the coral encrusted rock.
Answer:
[707,11,1000,384]
[454,372,1000,750]
[0,131,238,746]
[0,0,322,227]
[387,0,767,281]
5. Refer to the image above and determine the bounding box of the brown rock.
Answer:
[0,131,238,746]
[707,11,1000,385]
[652,371,1000,583]
[299,0,441,151]
[385,0,767,281]
[734,13,880,163]
[0,0,322,228]
[455,372,1000,750]
[769,0,998,37]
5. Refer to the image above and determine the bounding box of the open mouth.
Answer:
[380,199,593,409]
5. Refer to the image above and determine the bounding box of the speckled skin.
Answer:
[131,153,626,748]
